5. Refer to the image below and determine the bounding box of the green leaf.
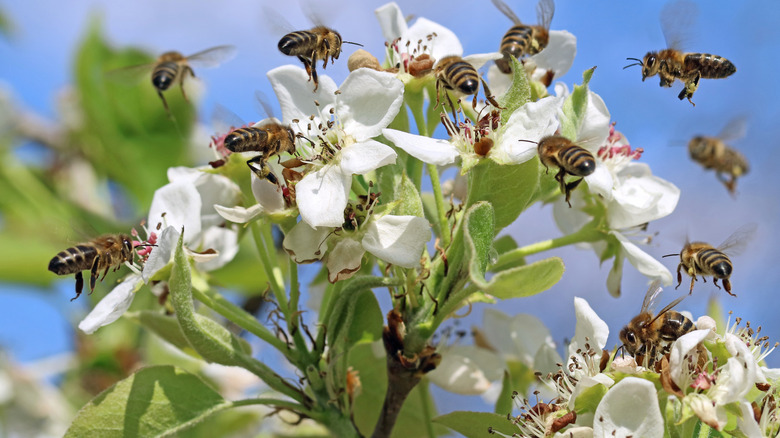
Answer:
[65,365,231,438]
[126,311,193,354]
[464,201,496,282]
[384,172,425,218]
[349,343,447,437]
[169,231,251,366]
[466,158,539,232]
[498,56,531,125]
[326,284,384,355]
[494,371,513,415]
[478,257,565,299]
[560,67,596,141]
[433,411,516,438]
[573,381,609,414]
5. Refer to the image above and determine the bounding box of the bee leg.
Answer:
[688,274,696,295]
[89,255,101,293]
[722,278,735,296]
[563,178,584,207]
[180,66,194,102]
[71,272,84,302]
[480,76,504,109]
[298,56,313,81]
[679,73,699,106]
[157,91,172,118]
[310,61,320,92]
[675,263,683,289]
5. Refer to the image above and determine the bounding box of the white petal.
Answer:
[375,2,408,42]
[251,173,286,213]
[669,329,711,388]
[613,231,673,286]
[553,191,591,235]
[686,393,728,431]
[214,204,264,224]
[148,182,202,243]
[715,333,759,404]
[608,163,680,229]
[336,69,404,141]
[606,253,624,297]
[486,64,512,99]
[462,52,504,71]
[575,91,610,150]
[362,215,430,268]
[78,275,141,334]
[568,373,614,411]
[405,17,462,61]
[583,164,614,200]
[166,166,202,183]
[530,30,577,78]
[194,173,241,229]
[553,427,593,438]
[326,238,365,283]
[593,377,664,438]
[282,221,330,263]
[194,227,238,272]
[493,96,562,165]
[142,226,180,283]
[339,140,397,175]
[482,309,555,366]
[737,402,764,438]
[569,297,609,360]
[382,128,459,166]
[534,343,563,376]
[427,345,503,395]
[267,65,338,125]
[296,165,351,228]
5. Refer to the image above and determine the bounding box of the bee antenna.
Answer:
[518,139,538,145]
[135,244,158,248]
[661,253,679,258]
[623,58,643,70]
[343,41,364,47]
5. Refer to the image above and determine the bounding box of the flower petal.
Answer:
[593,377,664,438]
[569,297,609,359]
[251,172,286,213]
[339,140,397,175]
[737,401,763,438]
[78,275,141,334]
[267,65,338,125]
[669,329,711,388]
[374,2,408,42]
[382,128,459,166]
[569,373,614,411]
[148,182,202,244]
[486,64,512,99]
[482,309,556,366]
[530,30,577,79]
[296,165,351,228]
[405,17,462,60]
[583,164,614,200]
[142,226,180,283]
[462,52,504,71]
[195,173,241,229]
[282,221,330,263]
[553,427,593,438]
[362,215,430,268]
[493,95,562,165]
[686,393,728,431]
[335,69,404,141]
[427,345,503,395]
[326,238,365,283]
[607,163,680,229]
[576,91,610,150]
[612,231,673,286]
[606,252,624,297]
[214,204,264,224]
[194,227,238,272]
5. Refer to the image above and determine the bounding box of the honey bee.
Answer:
[48,234,135,301]
[537,135,596,207]
[664,224,756,296]
[434,56,501,111]
[688,117,749,195]
[618,281,696,366]
[224,121,298,185]
[278,27,361,92]
[491,0,555,74]
[623,1,735,106]
[110,45,237,115]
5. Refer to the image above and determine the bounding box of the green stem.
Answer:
[427,164,450,248]
[250,221,286,304]
[492,222,602,272]
[230,398,309,413]
[418,379,436,438]
[191,285,290,357]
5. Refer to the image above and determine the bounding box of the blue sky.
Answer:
[1,0,779,409]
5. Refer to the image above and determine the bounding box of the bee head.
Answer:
[641,52,661,80]
[618,325,639,356]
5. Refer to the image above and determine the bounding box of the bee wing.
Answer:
[717,223,757,255]
[261,5,295,38]
[649,295,687,324]
[716,116,748,143]
[491,0,522,25]
[185,45,237,69]
[536,0,555,30]
[105,62,156,85]
[640,280,664,315]
[660,0,697,51]
[255,90,277,121]
[211,103,247,135]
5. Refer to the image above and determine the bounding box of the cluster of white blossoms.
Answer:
[65,2,773,437]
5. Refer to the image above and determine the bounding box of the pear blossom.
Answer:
[383,94,562,172]
[283,207,431,282]
[592,378,664,438]
[427,308,562,396]
[268,65,403,228]
[215,170,288,224]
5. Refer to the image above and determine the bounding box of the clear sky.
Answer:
[1,0,778,413]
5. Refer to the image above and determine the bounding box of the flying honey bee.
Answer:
[618,281,696,366]
[537,135,596,207]
[110,45,237,115]
[278,27,361,92]
[664,224,756,296]
[434,55,501,112]
[623,1,735,106]
[48,234,136,301]
[491,0,555,74]
[688,117,749,195]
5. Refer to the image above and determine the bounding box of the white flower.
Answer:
[215,171,287,224]
[78,275,142,334]
[268,66,403,228]
[283,213,431,283]
[383,95,561,172]
[593,378,664,438]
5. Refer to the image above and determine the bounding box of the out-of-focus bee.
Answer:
[434,56,501,111]
[48,234,135,301]
[278,27,361,92]
[623,1,735,106]
[618,281,696,366]
[688,117,749,195]
[664,224,756,296]
[491,0,555,73]
[537,135,596,207]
